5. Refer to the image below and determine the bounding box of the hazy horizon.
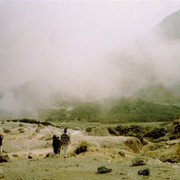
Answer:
[0,0,180,116]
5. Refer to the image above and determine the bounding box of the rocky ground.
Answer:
[0,119,179,180]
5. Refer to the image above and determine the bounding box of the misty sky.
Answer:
[0,0,180,114]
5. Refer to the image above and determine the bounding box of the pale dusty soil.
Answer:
[0,121,179,180]
[1,156,180,180]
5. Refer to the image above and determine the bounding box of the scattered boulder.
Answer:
[160,155,180,163]
[12,154,19,157]
[138,168,150,176]
[127,125,145,136]
[19,128,25,133]
[19,124,24,127]
[143,128,166,139]
[169,135,177,140]
[0,155,11,163]
[116,125,129,135]
[105,120,180,141]
[108,127,119,136]
[173,124,180,134]
[97,166,112,174]
[28,155,33,159]
[86,126,93,133]
[132,157,147,166]
[116,125,145,137]
[170,120,180,139]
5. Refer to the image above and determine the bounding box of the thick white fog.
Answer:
[0,1,180,116]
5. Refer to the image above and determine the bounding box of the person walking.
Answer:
[60,128,71,158]
[0,133,3,155]
[52,135,61,155]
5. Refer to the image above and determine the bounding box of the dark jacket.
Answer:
[0,135,3,146]
[52,135,61,154]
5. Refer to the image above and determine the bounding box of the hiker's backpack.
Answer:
[61,133,70,145]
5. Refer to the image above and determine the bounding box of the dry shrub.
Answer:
[74,141,89,155]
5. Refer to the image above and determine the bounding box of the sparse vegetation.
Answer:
[74,141,89,155]
[107,98,180,122]
[1,118,180,179]
[39,108,68,122]
[39,98,180,123]
[69,103,101,122]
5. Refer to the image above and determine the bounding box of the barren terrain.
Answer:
[0,120,179,180]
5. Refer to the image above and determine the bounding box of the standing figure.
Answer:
[52,135,61,155]
[61,128,71,158]
[0,133,3,155]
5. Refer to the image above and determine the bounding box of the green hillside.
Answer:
[39,98,180,123]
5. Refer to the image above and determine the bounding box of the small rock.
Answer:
[143,128,166,139]
[28,155,33,159]
[138,168,150,176]
[118,151,125,157]
[3,129,10,134]
[45,152,55,158]
[0,155,11,163]
[132,157,147,166]
[19,124,24,127]
[19,128,25,133]
[108,127,119,136]
[12,154,19,157]
[97,166,112,174]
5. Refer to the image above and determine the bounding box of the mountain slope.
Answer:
[158,10,180,39]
